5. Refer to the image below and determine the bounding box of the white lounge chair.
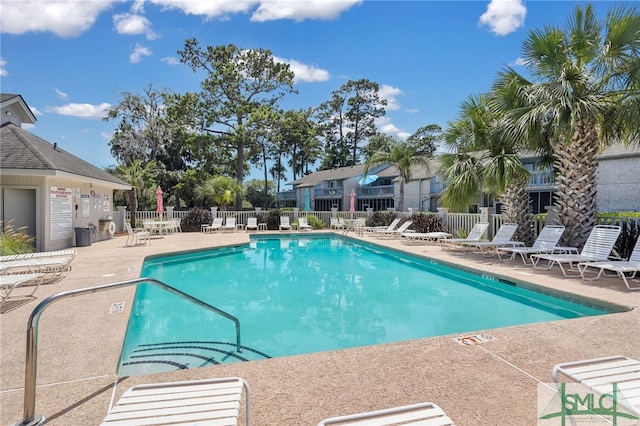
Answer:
[375,220,413,239]
[125,222,150,246]
[0,273,44,303]
[100,377,251,426]
[317,402,455,426]
[363,218,401,235]
[279,215,292,231]
[401,231,453,244]
[245,217,259,232]
[552,355,640,417]
[496,225,566,264]
[440,222,489,250]
[531,225,621,277]
[459,223,523,256]
[222,217,237,232]
[298,217,313,231]
[203,217,224,233]
[577,236,640,290]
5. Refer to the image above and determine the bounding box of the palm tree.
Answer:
[113,160,157,228]
[495,3,640,247]
[195,176,243,210]
[364,126,441,212]
[441,94,538,245]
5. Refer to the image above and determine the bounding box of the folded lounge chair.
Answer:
[375,220,413,239]
[531,225,621,277]
[552,355,640,417]
[100,377,251,426]
[317,402,455,426]
[577,236,640,290]
[330,217,345,230]
[440,222,489,250]
[459,223,523,256]
[496,225,566,264]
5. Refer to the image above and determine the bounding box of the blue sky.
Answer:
[0,0,618,181]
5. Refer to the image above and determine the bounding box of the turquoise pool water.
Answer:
[117,234,610,376]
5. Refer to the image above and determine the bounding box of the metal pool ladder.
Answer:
[13,277,242,426]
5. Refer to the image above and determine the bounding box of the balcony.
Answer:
[357,185,394,197]
[430,181,445,194]
[315,188,343,198]
[528,171,555,188]
[275,190,296,201]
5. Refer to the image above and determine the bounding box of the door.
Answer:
[3,188,37,247]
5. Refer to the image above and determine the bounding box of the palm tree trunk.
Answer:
[554,117,599,248]
[500,177,535,246]
[129,189,138,228]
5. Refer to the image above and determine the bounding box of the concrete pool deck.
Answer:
[1,230,638,425]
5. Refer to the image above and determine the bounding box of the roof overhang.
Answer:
[1,168,132,190]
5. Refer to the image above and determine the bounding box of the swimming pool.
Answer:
[117,234,612,376]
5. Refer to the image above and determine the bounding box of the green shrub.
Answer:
[265,209,283,230]
[0,221,35,255]
[305,214,325,229]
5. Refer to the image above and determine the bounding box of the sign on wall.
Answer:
[50,186,73,240]
[81,194,90,217]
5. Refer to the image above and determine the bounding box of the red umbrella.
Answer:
[155,186,164,214]
[349,189,356,213]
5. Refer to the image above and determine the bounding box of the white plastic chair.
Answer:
[317,402,455,425]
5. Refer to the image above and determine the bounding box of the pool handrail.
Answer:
[14,277,242,426]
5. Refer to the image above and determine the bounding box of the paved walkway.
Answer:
[1,230,638,425]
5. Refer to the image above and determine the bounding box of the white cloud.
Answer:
[161,56,180,65]
[48,102,112,119]
[53,88,68,99]
[149,0,256,19]
[273,56,330,83]
[512,57,527,66]
[113,12,158,40]
[378,84,402,111]
[375,117,410,140]
[0,57,7,76]
[406,108,420,114]
[479,0,526,36]
[30,107,43,116]
[0,0,120,37]
[251,0,362,22]
[130,44,152,63]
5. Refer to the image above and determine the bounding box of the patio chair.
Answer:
[317,402,455,426]
[375,220,414,239]
[577,236,640,290]
[440,222,489,250]
[125,222,150,246]
[330,217,345,230]
[363,218,401,235]
[245,217,259,232]
[222,217,237,232]
[100,377,251,426]
[401,231,453,244]
[496,225,566,264]
[531,225,621,277]
[459,223,523,256]
[1,273,44,303]
[279,215,292,231]
[298,217,313,232]
[203,217,224,233]
[551,355,640,417]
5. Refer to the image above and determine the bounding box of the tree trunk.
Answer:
[129,189,138,228]
[501,177,535,246]
[553,117,599,248]
[398,178,404,212]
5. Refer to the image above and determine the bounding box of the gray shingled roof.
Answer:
[1,122,130,187]
[289,163,399,187]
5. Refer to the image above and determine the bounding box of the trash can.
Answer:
[74,226,92,247]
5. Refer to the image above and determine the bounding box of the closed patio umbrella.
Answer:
[304,188,311,211]
[155,186,164,214]
[349,189,356,213]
